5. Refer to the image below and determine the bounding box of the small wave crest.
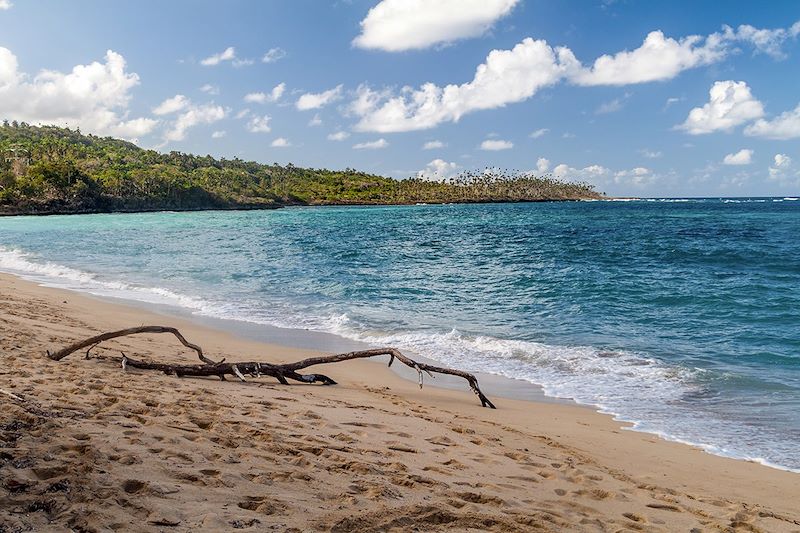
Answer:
[0,246,206,311]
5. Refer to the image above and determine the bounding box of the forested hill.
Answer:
[0,123,602,215]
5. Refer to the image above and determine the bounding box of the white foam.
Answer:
[0,246,206,311]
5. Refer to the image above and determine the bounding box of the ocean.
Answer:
[1,198,799,471]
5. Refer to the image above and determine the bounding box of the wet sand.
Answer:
[1,272,799,532]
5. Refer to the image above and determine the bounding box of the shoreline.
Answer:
[1,261,798,472]
[2,271,800,530]
[0,197,600,218]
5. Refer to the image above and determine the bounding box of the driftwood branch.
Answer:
[46,326,220,365]
[47,326,496,408]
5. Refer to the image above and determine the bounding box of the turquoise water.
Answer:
[1,199,799,470]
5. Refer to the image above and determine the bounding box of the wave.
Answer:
[1,244,798,472]
[0,246,206,311]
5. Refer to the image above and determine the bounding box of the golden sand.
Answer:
[1,273,798,532]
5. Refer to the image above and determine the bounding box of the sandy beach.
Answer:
[1,272,799,532]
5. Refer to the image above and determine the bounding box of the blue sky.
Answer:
[1,0,799,196]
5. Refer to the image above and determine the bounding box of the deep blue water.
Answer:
[1,198,799,470]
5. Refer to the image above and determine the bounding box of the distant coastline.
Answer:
[0,196,597,217]
[0,123,602,217]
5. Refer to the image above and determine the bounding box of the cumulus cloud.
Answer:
[162,102,227,142]
[353,0,518,52]
[153,94,189,115]
[553,163,610,181]
[327,131,350,141]
[244,83,285,104]
[0,1,12,10]
[0,47,157,140]
[613,166,656,186]
[262,47,287,63]
[353,38,574,132]
[211,130,226,139]
[723,21,800,59]
[246,115,271,133]
[480,139,513,151]
[417,159,460,181]
[570,31,725,86]
[768,153,792,180]
[296,85,343,111]
[353,138,388,149]
[678,80,764,134]
[200,46,236,66]
[349,21,799,133]
[723,148,754,165]
[422,140,445,150]
[536,157,550,173]
[745,102,800,139]
[200,84,219,95]
[271,137,291,147]
[529,128,549,138]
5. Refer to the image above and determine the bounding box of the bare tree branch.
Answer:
[47,326,496,408]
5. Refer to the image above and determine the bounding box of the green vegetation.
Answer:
[0,122,601,215]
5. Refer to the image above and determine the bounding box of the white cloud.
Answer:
[536,157,550,173]
[244,83,285,104]
[296,84,343,111]
[723,148,754,165]
[353,0,519,52]
[595,97,625,114]
[423,140,445,150]
[164,103,226,142]
[353,138,388,149]
[308,113,322,126]
[553,163,610,180]
[745,103,800,139]
[0,47,157,140]
[246,115,271,133]
[153,94,189,115]
[640,149,663,158]
[529,128,549,138]
[613,166,656,186]
[0,1,12,10]
[480,139,513,150]
[262,47,287,63]
[211,130,226,139]
[353,38,573,132]
[235,108,251,119]
[244,92,267,104]
[723,22,800,59]
[232,58,255,68]
[768,153,792,180]
[271,137,291,147]
[200,46,236,66]
[417,159,460,181]
[665,97,682,108]
[349,21,798,133]
[678,80,764,134]
[327,131,350,141]
[200,84,219,95]
[570,31,725,86]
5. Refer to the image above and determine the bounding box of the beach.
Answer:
[1,272,799,532]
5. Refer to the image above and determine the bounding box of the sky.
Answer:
[1,0,799,197]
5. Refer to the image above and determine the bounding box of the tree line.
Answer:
[0,122,601,214]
